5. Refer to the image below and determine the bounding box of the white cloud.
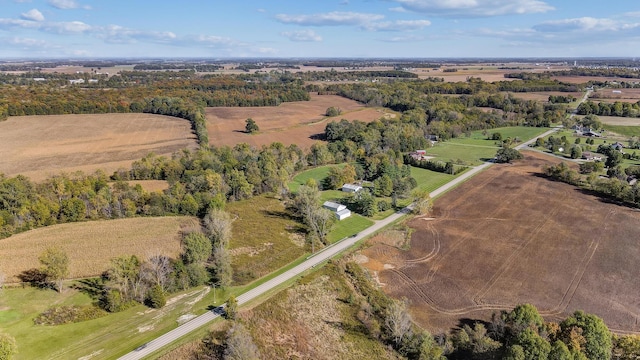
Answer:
[187,35,237,47]
[275,11,430,33]
[4,36,50,47]
[48,0,90,10]
[42,21,91,34]
[533,17,625,32]
[0,36,61,54]
[97,25,177,44]
[281,29,323,42]
[378,34,426,42]
[365,19,431,31]
[275,11,384,26]
[389,7,408,13]
[0,18,41,29]
[392,0,554,17]
[20,9,45,22]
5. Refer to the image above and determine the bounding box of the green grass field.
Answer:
[602,124,640,137]
[326,214,374,243]
[428,127,550,164]
[288,164,346,193]
[410,166,459,193]
[428,142,498,165]
[0,284,219,360]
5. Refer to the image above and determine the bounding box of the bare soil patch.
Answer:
[124,180,169,193]
[206,94,394,149]
[0,216,198,282]
[361,151,640,334]
[0,113,197,182]
[418,65,569,83]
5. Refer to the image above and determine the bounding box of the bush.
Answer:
[0,333,17,360]
[100,289,137,313]
[34,305,107,325]
[145,285,166,308]
[377,200,391,212]
[325,106,342,117]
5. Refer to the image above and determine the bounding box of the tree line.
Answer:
[577,100,640,118]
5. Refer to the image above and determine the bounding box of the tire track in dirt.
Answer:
[389,268,513,316]
[424,181,529,283]
[540,208,615,317]
[403,220,441,265]
[472,187,571,304]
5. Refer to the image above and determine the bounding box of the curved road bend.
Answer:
[118,163,492,360]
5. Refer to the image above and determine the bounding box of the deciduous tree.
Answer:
[225,295,238,320]
[212,244,233,287]
[245,118,259,134]
[385,298,413,346]
[223,322,260,360]
[204,208,233,247]
[182,232,212,265]
[39,247,69,292]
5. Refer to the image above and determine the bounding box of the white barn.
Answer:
[342,183,363,193]
[323,201,352,220]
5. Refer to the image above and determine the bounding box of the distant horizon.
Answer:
[1,1,639,58]
[1,56,639,62]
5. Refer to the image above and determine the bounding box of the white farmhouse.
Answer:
[322,201,352,220]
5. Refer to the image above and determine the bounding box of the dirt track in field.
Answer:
[361,152,640,334]
[206,94,395,149]
[0,113,197,181]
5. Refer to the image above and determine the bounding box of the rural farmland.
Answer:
[361,152,640,334]
[0,113,198,181]
[0,217,198,282]
[206,94,395,149]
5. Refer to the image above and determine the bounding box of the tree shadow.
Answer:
[454,317,491,331]
[72,278,106,300]
[17,268,50,290]
[261,209,299,221]
[309,133,326,140]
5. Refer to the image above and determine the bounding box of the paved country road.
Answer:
[117,162,493,360]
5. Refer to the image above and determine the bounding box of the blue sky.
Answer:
[0,0,639,58]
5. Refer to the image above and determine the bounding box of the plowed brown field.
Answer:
[206,94,395,149]
[0,113,197,181]
[361,152,640,334]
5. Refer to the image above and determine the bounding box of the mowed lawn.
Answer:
[288,164,346,193]
[226,196,307,285]
[410,166,458,193]
[327,214,374,243]
[429,126,551,164]
[0,284,216,360]
[0,216,199,282]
